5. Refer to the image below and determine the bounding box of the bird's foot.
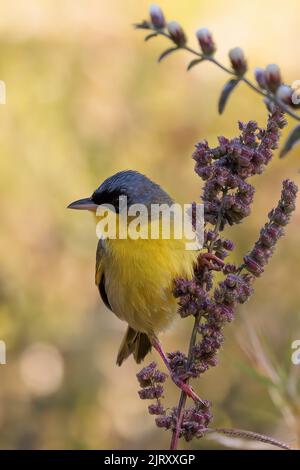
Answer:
[199,252,224,270]
[171,373,204,404]
[151,337,205,405]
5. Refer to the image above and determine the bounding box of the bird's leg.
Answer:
[199,252,225,269]
[151,337,204,405]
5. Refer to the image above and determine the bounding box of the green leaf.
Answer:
[187,58,203,71]
[280,124,300,158]
[144,33,158,42]
[158,47,179,63]
[218,79,240,114]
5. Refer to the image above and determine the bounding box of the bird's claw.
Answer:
[199,252,225,270]
[171,373,205,405]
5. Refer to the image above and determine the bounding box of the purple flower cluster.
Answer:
[173,280,211,319]
[170,111,292,385]
[244,179,298,276]
[172,270,255,381]
[136,362,168,416]
[137,362,167,400]
[194,110,287,228]
[137,110,298,447]
[156,402,212,441]
[135,6,299,450]
[180,403,212,441]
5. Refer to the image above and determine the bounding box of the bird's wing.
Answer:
[95,239,113,312]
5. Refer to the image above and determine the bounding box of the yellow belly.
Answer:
[102,237,197,335]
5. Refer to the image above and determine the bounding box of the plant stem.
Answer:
[170,313,201,450]
[170,188,227,450]
[203,427,292,450]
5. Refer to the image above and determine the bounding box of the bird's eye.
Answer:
[91,191,101,204]
[91,190,127,211]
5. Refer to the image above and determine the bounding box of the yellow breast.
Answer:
[101,235,197,335]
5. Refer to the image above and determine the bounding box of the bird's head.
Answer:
[67,170,173,213]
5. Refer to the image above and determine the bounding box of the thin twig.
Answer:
[140,27,300,123]
[204,427,293,450]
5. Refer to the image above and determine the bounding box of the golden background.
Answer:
[0,0,299,449]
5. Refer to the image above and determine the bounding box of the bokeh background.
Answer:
[0,0,299,450]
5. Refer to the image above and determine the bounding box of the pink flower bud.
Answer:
[265,64,282,91]
[243,255,264,277]
[263,97,277,113]
[276,84,292,105]
[167,21,186,46]
[149,4,165,29]
[255,67,267,89]
[196,28,216,55]
[229,47,247,75]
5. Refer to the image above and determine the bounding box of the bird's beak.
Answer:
[67,197,98,212]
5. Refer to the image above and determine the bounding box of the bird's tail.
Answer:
[116,327,152,366]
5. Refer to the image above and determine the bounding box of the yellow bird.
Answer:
[68,170,209,401]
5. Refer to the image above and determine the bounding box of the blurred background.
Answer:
[0,0,299,450]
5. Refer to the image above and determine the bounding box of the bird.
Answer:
[68,170,219,402]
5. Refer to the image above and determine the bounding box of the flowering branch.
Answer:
[134,5,300,158]
[136,108,298,450]
[134,5,298,451]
